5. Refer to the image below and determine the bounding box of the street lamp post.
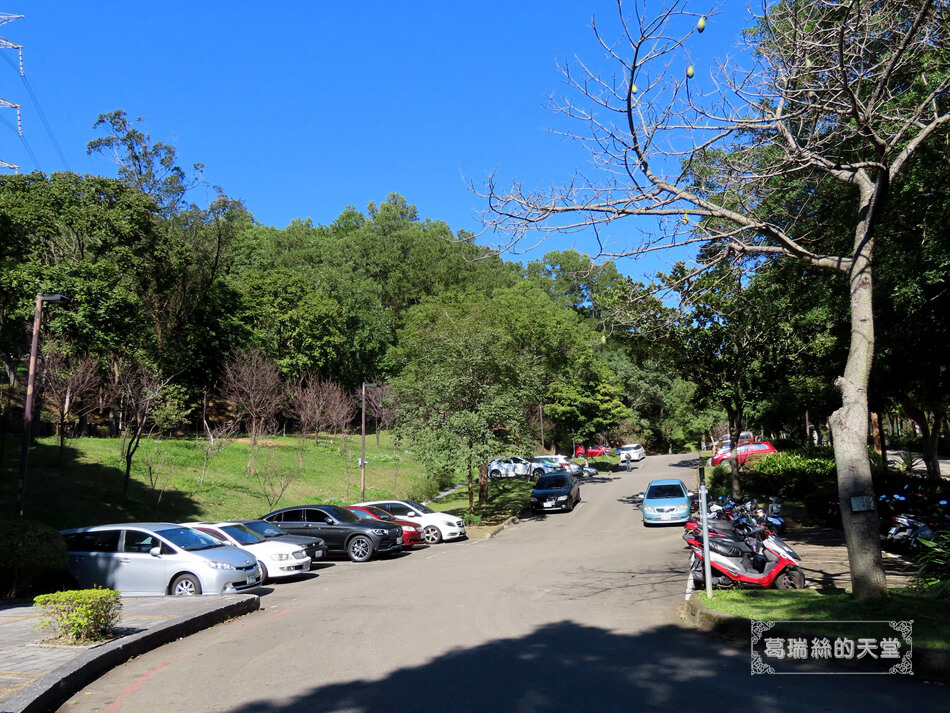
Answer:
[14,293,70,520]
[360,381,377,502]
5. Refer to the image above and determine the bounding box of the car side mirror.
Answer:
[149,546,162,557]
[687,491,695,498]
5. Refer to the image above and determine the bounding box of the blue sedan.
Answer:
[638,479,693,526]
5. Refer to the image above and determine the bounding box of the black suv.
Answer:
[261,505,403,562]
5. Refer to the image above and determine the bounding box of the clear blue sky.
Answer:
[1,1,750,280]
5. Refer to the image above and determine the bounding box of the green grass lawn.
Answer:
[0,432,434,529]
[698,588,950,650]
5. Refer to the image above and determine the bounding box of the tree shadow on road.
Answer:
[220,619,938,713]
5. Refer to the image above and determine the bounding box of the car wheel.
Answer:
[347,535,374,563]
[532,468,545,477]
[257,561,269,583]
[565,497,574,513]
[490,469,501,478]
[170,573,202,596]
[423,525,443,545]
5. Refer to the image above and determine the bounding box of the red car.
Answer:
[575,444,610,458]
[346,505,424,548]
[711,441,778,467]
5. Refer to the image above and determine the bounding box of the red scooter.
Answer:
[685,529,806,590]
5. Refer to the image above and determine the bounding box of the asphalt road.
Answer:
[56,455,946,712]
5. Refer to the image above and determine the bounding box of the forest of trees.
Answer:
[1,2,948,599]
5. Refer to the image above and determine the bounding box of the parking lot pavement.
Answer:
[0,594,259,713]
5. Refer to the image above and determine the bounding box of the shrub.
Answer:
[34,589,123,643]
[746,448,837,497]
[0,520,69,599]
[463,512,483,526]
[914,531,950,599]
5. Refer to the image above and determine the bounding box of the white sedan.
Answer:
[351,500,466,545]
[488,456,532,478]
[185,522,311,583]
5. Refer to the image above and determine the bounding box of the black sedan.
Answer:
[240,519,329,566]
[261,505,403,562]
[529,472,581,513]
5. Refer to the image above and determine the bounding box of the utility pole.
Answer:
[0,14,24,173]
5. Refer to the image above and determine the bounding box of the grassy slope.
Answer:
[0,432,435,528]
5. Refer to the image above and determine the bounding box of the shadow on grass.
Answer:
[0,435,202,529]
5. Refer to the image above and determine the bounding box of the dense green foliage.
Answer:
[0,519,69,598]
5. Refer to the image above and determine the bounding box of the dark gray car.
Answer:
[261,505,402,563]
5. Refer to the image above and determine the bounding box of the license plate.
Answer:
[661,514,672,520]
[397,537,403,545]
[246,575,256,585]
[544,501,555,508]
[312,551,323,558]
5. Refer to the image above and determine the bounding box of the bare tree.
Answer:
[220,349,285,446]
[107,359,185,495]
[38,346,101,462]
[481,0,950,600]
[247,446,300,512]
[290,375,339,443]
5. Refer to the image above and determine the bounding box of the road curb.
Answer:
[682,596,950,683]
[3,595,260,713]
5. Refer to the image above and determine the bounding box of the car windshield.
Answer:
[161,527,224,551]
[362,506,394,521]
[325,506,361,523]
[242,521,285,538]
[220,524,266,545]
[646,484,686,499]
[406,501,433,514]
[536,475,569,489]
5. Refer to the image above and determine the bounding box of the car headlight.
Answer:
[530,497,538,502]
[372,528,388,536]
[403,525,418,532]
[206,560,236,570]
[674,505,689,513]
[643,506,656,514]
[270,552,291,561]
[556,495,567,501]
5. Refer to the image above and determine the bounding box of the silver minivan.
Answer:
[60,523,262,596]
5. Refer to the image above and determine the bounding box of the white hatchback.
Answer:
[619,444,646,462]
[185,522,311,583]
[351,500,466,545]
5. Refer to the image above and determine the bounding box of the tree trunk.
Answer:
[478,462,489,507]
[830,218,887,602]
[902,401,944,479]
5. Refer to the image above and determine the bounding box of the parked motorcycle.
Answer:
[685,528,806,589]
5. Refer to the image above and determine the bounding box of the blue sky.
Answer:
[1,1,751,281]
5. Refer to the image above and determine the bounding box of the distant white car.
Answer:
[488,456,532,478]
[351,500,466,545]
[619,444,646,462]
[185,522,311,583]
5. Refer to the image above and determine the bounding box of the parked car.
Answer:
[618,443,646,462]
[351,500,466,544]
[239,519,329,565]
[185,522,311,583]
[531,455,583,477]
[529,471,581,513]
[637,479,693,526]
[60,523,261,596]
[488,456,533,478]
[574,444,610,458]
[345,504,424,547]
[261,505,403,562]
[710,441,778,467]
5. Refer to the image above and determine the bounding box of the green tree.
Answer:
[483,0,950,600]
